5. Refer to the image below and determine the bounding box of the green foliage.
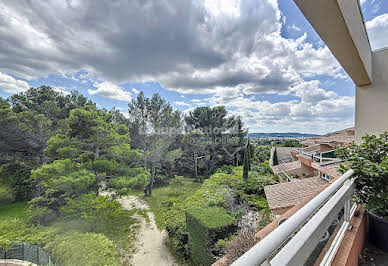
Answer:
[29,159,96,220]
[252,145,271,163]
[186,206,236,265]
[243,144,249,179]
[338,132,388,219]
[165,165,276,262]
[170,175,185,192]
[273,147,279,166]
[28,206,57,226]
[0,162,34,201]
[61,193,121,229]
[92,158,119,175]
[0,184,14,206]
[108,167,150,190]
[46,232,120,266]
[215,165,235,174]
[0,202,29,220]
[278,139,301,147]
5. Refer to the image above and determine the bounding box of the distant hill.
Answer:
[248,132,320,138]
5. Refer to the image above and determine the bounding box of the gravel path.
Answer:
[100,190,179,266]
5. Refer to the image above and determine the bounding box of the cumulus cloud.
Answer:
[366,13,388,51]
[0,72,29,94]
[88,81,131,101]
[0,0,357,133]
[0,0,344,99]
[291,80,337,103]
[207,82,355,134]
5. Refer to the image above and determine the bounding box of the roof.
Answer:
[301,127,355,147]
[311,162,344,180]
[272,160,301,174]
[264,178,327,210]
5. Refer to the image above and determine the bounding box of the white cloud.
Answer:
[0,72,29,94]
[174,101,191,107]
[87,81,131,101]
[132,88,140,94]
[53,86,70,95]
[291,80,337,103]
[206,83,354,134]
[366,13,388,51]
[0,0,344,100]
[290,24,301,32]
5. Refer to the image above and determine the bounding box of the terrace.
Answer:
[215,0,388,265]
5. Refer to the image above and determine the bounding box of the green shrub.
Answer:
[186,206,236,265]
[164,202,191,259]
[28,206,57,225]
[46,232,120,266]
[0,185,15,206]
[338,132,388,219]
[164,165,277,262]
[215,165,235,174]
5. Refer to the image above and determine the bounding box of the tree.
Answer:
[185,106,234,140]
[10,86,91,128]
[273,147,279,166]
[29,159,96,222]
[128,92,182,196]
[243,139,251,179]
[18,111,52,165]
[182,129,207,182]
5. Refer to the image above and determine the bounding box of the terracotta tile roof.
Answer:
[311,162,344,180]
[301,127,355,147]
[272,161,301,174]
[264,177,327,210]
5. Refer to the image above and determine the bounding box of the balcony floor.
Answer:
[360,244,388,266]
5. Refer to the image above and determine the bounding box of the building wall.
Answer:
[356,49,388,143]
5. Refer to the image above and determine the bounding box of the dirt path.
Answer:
[101,191,179,266]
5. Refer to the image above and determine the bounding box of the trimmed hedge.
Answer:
[186,206,236,265]
[165,165,277,263]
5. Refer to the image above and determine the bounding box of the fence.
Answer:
[0,242,54,265]
[232,169,355,266]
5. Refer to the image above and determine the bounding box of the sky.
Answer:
[0,0,387,134]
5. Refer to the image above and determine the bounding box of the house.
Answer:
[266,128,353,216]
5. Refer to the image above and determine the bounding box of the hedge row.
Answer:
[165,163,277,265]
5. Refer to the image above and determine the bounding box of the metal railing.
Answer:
[0,242,55,265]
[232,169,355,266]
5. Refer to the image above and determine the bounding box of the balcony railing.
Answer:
[232,169,355,266]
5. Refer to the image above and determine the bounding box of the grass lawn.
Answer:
[0,201,29,220]
[130,178,202,229]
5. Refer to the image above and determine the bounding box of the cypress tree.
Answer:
[273,147,279,166]
[243,142,249,179]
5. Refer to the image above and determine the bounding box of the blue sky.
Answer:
[0,0,387,134]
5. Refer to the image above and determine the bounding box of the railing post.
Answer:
[37,245,39,265]
[22,242,24,261]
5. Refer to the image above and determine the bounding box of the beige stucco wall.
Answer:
[355,49,388,143]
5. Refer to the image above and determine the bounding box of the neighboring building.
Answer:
[265,128,354,216]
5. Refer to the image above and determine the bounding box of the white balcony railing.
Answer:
[232,169,355,266]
